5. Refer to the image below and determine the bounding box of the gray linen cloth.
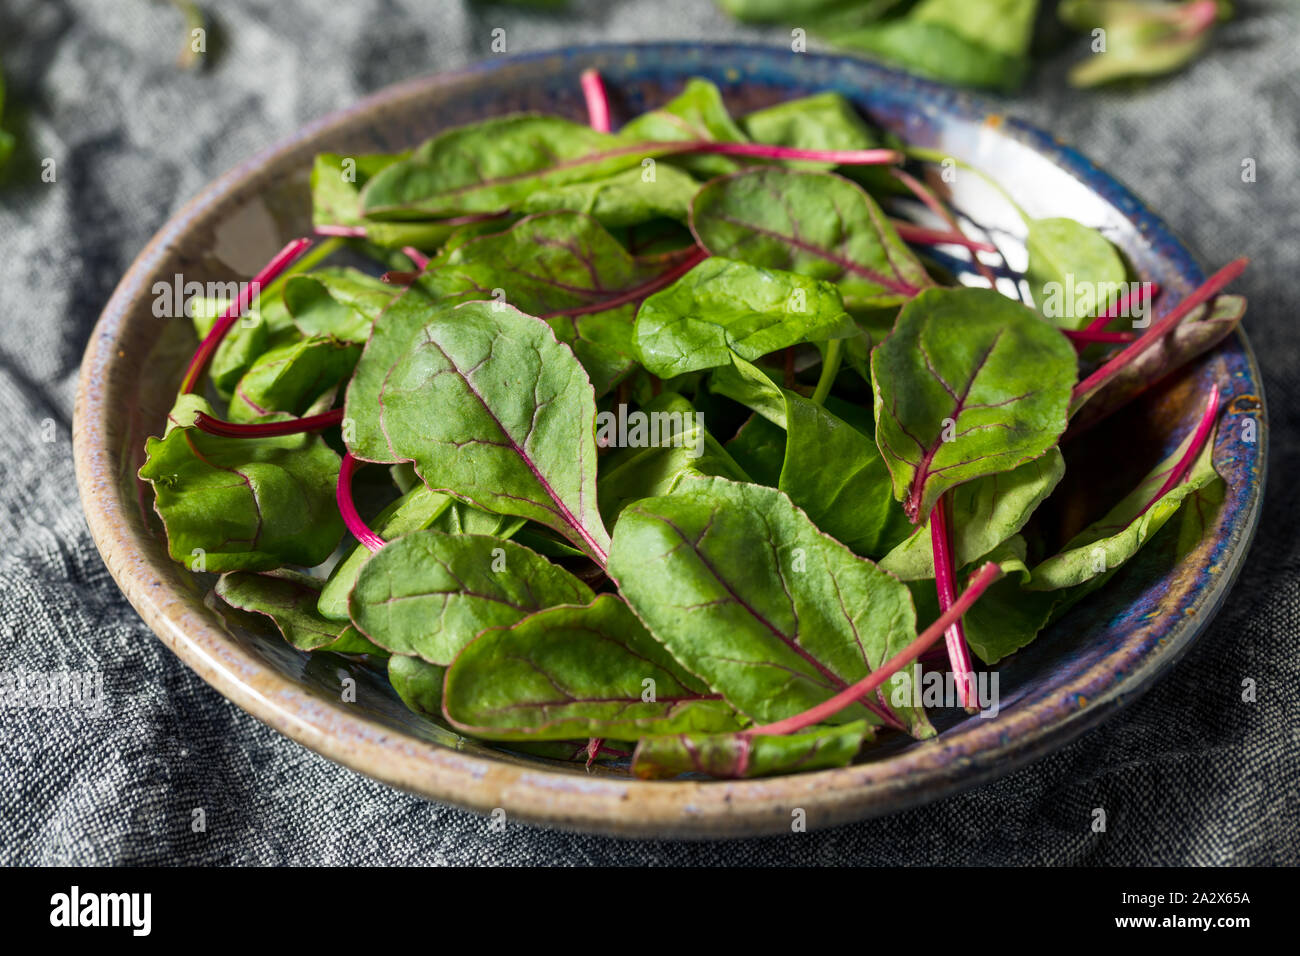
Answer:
[0,0,1296,865]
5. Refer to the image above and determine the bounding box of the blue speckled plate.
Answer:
[73,43,1265,838]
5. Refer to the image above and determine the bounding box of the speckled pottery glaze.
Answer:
[73,43,1265,839]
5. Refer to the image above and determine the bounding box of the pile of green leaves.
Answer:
[717,0,1232,90]
[139,76,1245,780]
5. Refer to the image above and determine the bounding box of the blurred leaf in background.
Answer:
[714,0,1233,92]
[1059,0,1232,87]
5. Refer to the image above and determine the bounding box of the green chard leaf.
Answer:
[632,721,869,780]
[1025,218,1128,329]
[597,391,749,525]
[139,399,345,572]
[312,151,407,228]
[317,483,454,621]
[879,448,1065,579]
[708,352,789,426]
[690,167,931,309]
[717,0,866,24]
[283,268,401,343]
[360,115,684,218]
[226,335,360,423]
[312,151,468,250]
[724,412,787,488]
[189,291,300,395]
[442,594,743,740]
[635,257,857,378]
[216,569,352,652]
[349,531,594,664]
[739,91,905,195]
[345,295,612,564]
[518,164,701,228]
[1027,418,1223,591]
[871,287,1076,522]
[418,211,694,395]
[619,78,749,178]
[912,0,1039,59]
[609,475,933,736]
[711,355,911,557]
[781,388,915,558]
[388,655,447,718]
[739,91,883,171]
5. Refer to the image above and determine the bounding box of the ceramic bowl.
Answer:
[73,43,1265,838]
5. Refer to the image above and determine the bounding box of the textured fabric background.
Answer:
[1,0,1296,866]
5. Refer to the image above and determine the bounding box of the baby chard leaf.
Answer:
[226,335,360,423]
[837,18,1029,92]
[216,569,354,652]
[690,167,931,309]
[1025,218,1128,329]
[710,354,911,557]
[317,483,454,621]
[361,115,682,218]
[1060,0,1223,88]
[597,391,749,525]
[1027,416,1223,591]
[312,151,406,228]
[619,78,749,178]
[442,594,742,740]
[635,257,856,378]
[139,401,345,573]
[724,413,787,487]
[419,211,694,395]
[388,655,446,718]
[631,721,869,780]
[913,0,1039,59]
[739,91,885,171]
[907,537,1056,665]
[609,476,932,736]
[345,297,612,564]
[349,531,594,665]
[517,163,701,228]
[283,268,400,343]
[871,287,1076,522]
[708,351,789,427]
[189,291,299,395]
[879,448,1065,580]
[780,389,915,559]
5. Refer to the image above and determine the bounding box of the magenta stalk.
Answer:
[1138,383,1221,516]
[890,168,999,288]
[336,453,386,553]
[178,238,312,394]
[1073,282,1159,353]
[314,224,368,238]
[892,221,998,253]
[580,69,612,133]
[930,495,979,712]
[542,246,708,318]
[745,563,1004,737]
[1063,329,1137,344]
[194,408,344,438]
[402,246,430,270]
[682,142,903,165]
